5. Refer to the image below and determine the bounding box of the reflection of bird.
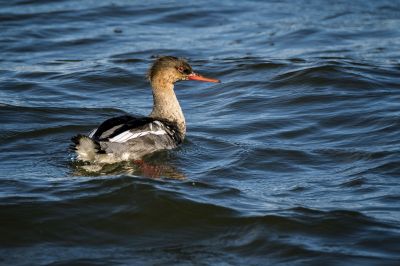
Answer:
[71,56,220,164]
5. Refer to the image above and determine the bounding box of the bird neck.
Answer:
[149,77,186,139]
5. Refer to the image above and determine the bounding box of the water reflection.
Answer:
[71,156,185,179]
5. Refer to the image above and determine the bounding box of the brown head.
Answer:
[147,56,220,85]
[148,56,219,139]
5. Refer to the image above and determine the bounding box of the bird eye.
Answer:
[177,66,185,73]
[177,66,191,75]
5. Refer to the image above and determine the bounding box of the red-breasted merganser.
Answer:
[71,56,220,163]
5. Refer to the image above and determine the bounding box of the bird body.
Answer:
[71,56,219,163]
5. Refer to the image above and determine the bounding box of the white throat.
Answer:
[149,81,186,139]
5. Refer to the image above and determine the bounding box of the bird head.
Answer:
[148,56,220,84]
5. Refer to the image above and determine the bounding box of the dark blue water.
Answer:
[1,0,400,265]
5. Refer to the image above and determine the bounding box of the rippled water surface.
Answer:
[1,0,400,265]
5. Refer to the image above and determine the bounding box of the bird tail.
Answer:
[71,135,103,162]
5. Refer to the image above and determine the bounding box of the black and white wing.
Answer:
[72,115,182,162]
[90,115,181,149]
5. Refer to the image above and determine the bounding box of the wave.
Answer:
[1,175,398,265]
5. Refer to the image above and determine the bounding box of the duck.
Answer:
[71,56,220,164]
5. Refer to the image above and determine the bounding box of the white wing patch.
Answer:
[109,128,167,143]
[88,128,98,138]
